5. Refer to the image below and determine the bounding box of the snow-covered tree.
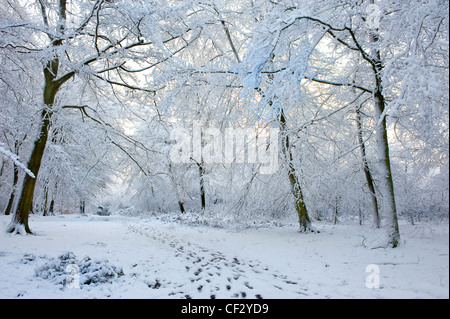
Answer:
[238,0,448,247]
[1,0,197,233]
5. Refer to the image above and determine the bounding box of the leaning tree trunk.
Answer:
[8,84,56,233]
[280,110,312,232]
[7,52,67,233]
[7,0,71,234]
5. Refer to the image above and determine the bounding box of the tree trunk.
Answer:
[333,197,339,225]
[8,60,61,233]
[359,206,363,226]
[8,107,52,233]
[50,181,59,215]
[280,110,312,232]
[198,162,206,214]
[7,0,72,233]
[369,2,401,247]
[79,199,85,216]
[178,201,186,214]
[356,107,381,228]
[3,164,18,216]
[49,195,55,215]
[42,184,49,216]
[373,80,401,247]
[4,140,21,216]
[168,163,186,214]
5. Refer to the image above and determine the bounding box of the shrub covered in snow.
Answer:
[34,252,124,288]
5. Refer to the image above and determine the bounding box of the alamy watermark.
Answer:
[365,3,381,29]
[169,121,279,175]
[365,264,381,289]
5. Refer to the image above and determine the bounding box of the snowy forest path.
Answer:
[125,220,312,299]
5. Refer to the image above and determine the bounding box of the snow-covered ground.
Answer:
[0,213,448,299]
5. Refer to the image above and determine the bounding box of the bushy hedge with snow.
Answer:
[34,252,124,288]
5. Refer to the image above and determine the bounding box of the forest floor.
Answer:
[0,213,448,299]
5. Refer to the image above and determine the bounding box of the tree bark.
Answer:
[9,96,54,233]
[4,140,21,216]
[356,107,381,228]
[49,193,55,215]
[369,9,401,247]
[197,161,206,214]
[333,197,339,225]
[42,183,49,216]
[178,201,186,214]
[79,199,85,216]
[373,78,400,247]
[168,163,186,214]
[280,110,312,232]
[3,164,18,216]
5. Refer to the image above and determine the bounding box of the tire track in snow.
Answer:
[126,222,310,299]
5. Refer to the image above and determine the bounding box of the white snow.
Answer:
[0,213,448,299]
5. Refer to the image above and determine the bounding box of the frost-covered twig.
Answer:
[0,143,35,178]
